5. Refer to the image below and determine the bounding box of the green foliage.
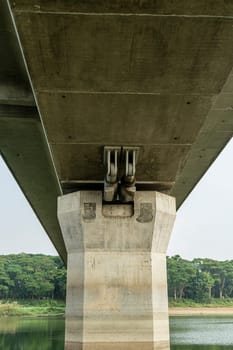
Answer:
[167,255,196,300]
[0,300,65,316]
[169,297,233,308]
[0,254,66,301]
[167,256,233,303]
[1,253,232,307]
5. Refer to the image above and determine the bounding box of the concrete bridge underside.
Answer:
[1,1,233,349]
[1,1,233,261]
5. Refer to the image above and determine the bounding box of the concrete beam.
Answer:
[0,0,31,97]
[0,116,66,262]
[61,180,174,195]
[172,71,233,207]
[9,0,233,17]
[0,83,34,106]
[9,2,233,206]
[0,104,37,118]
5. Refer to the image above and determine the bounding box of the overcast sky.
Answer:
[168,138,233,260]
[0,156,57,255]
[0,138,232,260]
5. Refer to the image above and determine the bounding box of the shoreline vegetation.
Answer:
[1,253,233,317]
[1,299,233,317]
[169,299,233,316]
[0,300,65,317]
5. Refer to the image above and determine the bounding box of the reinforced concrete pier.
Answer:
[58,191,176,350]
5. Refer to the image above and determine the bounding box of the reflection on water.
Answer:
[0,317,64,350]
[0,316,233,349]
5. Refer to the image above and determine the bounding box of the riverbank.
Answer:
[169,298,233,316]
[169,307,233,316]
[0,300,65,317]
[2,300,233,317]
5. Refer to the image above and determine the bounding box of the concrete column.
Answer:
[58,191,176,350]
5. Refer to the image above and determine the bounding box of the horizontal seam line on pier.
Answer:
[14,10,233,20]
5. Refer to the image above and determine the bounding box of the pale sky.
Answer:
[0,138,232,260]
[0,156,57,255]
[168,138,233,260]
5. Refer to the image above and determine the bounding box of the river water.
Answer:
[0,316,233,349]
[170,316,233,349]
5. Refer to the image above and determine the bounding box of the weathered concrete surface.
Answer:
[0,111,66,261]
[171,71,233,205]
[9,0,233,16]
[0,1,66,260]
[58,191,176,349]
[0,0,31,104]
[8,1,233,205]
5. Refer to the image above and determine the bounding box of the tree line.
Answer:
[0,254,66,300]
[0,254,233,302]
[167,255,233,302]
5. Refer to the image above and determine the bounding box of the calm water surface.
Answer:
[0,317,64,350]
[0,316,233,349]
[170,316,233,350]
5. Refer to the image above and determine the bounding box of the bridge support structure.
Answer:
[58,191,176,350]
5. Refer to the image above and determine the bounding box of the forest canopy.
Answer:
[0,254,66,300]
[167,255,233,302]
[0,254,232,303]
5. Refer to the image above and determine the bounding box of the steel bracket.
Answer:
[103,146,140,203]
